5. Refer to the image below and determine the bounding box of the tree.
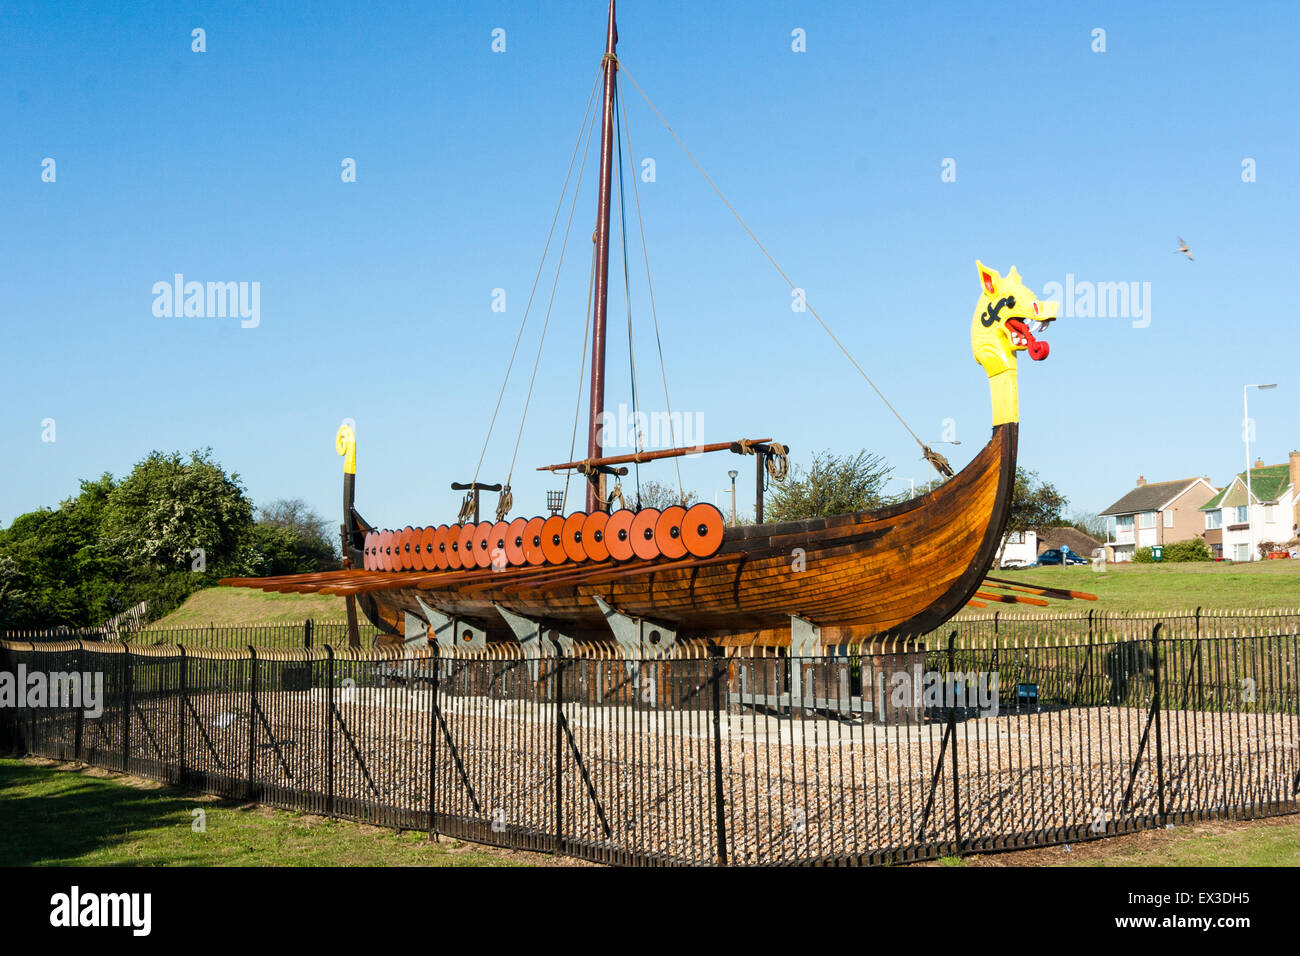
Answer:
[248,498,339,575]
[764,450,892,522]
[99,449,253,573]
[633,481,698,511]
[1005,467,1068,538]
[1068,510,1107,539]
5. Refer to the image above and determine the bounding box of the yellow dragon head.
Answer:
[970,261,1058,425]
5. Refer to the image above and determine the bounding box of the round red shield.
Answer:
[490,520,511,570]
[473,521,494,569]
[522,516,547,566]
[506,517,528,566]
[630,508,661,560]
[605,508,636,562]
[654,505,688,560]
[581,511,610,562]
[432,525,451,571]
[418,526,438,571]
[563,511,588,562]
[457,524,477,569]
[541,514,568,565]
[682,502,726,558]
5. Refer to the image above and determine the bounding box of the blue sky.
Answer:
[2,0,1296,533]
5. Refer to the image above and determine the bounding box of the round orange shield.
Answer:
[432,525,451,571]
[541,514,568,565]
[562,511,588,562]
[489,520,511,570]
[506,517,528,566]
[457,523,477,569]
[581,511,610,562]
[378,530,392,571]
[683,502,726,558]
[473,521,494,569]
[654,505,688,560]
[361,531,373,570]
[522,516,547,565]
[418,526,438,571]
[631,508,661,560]
[401,527,417,571]
[605,508,636,561]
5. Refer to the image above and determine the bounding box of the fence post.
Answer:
[428,643,438,839]
[710,642,729,865]
[326,645,335,816]
[248,645,257,801]
[122,645,132,773]
[177,644,187,787]
[1151,623,1166,823]
[304,619,313,649]
[555,648,565,857]
[73,641,85,762]
[948,631,962,855]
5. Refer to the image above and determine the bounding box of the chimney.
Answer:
[1254,458,1266,470]
[1135,475,1146,487]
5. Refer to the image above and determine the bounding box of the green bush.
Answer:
[1163,539,1213,562]
[1133,546,1154,563]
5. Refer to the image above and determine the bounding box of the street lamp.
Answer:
[889,476,916,499]
[727,469,739,527]
[1243,383,1278,561]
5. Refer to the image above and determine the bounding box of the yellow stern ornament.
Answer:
[970,261,1058,426]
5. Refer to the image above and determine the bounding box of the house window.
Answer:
[1234,505,1249,523]
[1138,512,1157,529]
[1233,543,1249,561]
[1163,510,1173,527]
[1205,510,1221,530]
[1263,504,1275,522]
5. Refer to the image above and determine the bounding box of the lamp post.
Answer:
[727,469,739,527]
[889,476,916,500]
[1243,383,1277,561]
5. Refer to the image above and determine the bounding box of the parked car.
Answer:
[1035,548,1086,566]
[1000,559,1033,569]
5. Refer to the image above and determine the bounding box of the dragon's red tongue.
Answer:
[1007,319,1050,361]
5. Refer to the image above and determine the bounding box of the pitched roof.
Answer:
[1100,478,1207,516]
[1036,527,1103,555]
[1201,464,1292,510]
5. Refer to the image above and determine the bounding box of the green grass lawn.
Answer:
[151,586,349,628]
[936,815,1300,867]
[0,758,539,867]
[970,559,1300,615]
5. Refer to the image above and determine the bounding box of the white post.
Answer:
[1245,385,1254,562]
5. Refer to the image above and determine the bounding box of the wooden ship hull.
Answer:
[225,423,1017,647]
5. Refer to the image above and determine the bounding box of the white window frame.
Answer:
[1234,505,1249,524]
[1163,510,1174,527]
[1233,543,1249,561]
[1138,512,1157,529]
[1204,510,1221,530]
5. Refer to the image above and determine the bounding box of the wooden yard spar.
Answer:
[222,1,1087,648]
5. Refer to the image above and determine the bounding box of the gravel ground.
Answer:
[44,683,1298,866]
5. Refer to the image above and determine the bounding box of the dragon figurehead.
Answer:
[970,260,1058,426]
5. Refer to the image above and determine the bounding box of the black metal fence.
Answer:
[2,615,1298,866]
[1,619,381,649]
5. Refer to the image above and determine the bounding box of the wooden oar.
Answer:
[973,589,1050,607]
[982,575,1098,601]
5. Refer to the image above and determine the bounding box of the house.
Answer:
[995,527,1103,567]
[997,530,1037,567]
[1100,475,1219,562]
[1199,453,1299,560]
[1036,527,1103,559]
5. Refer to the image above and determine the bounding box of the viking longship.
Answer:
[222,1,1087,650]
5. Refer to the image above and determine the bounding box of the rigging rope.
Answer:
[616,60,953,479]
[468,68,602,491]
[562,242,598,513]
[613,84,644,501]
[616,79,686,502]
[504,71,604,497]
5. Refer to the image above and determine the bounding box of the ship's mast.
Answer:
[586,0,618,512]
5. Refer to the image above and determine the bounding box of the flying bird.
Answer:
[1175,237,1193,260]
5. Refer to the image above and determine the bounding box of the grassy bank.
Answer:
[970,559,1300,615]
[0,758,551,867]
[150,586,349,628]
